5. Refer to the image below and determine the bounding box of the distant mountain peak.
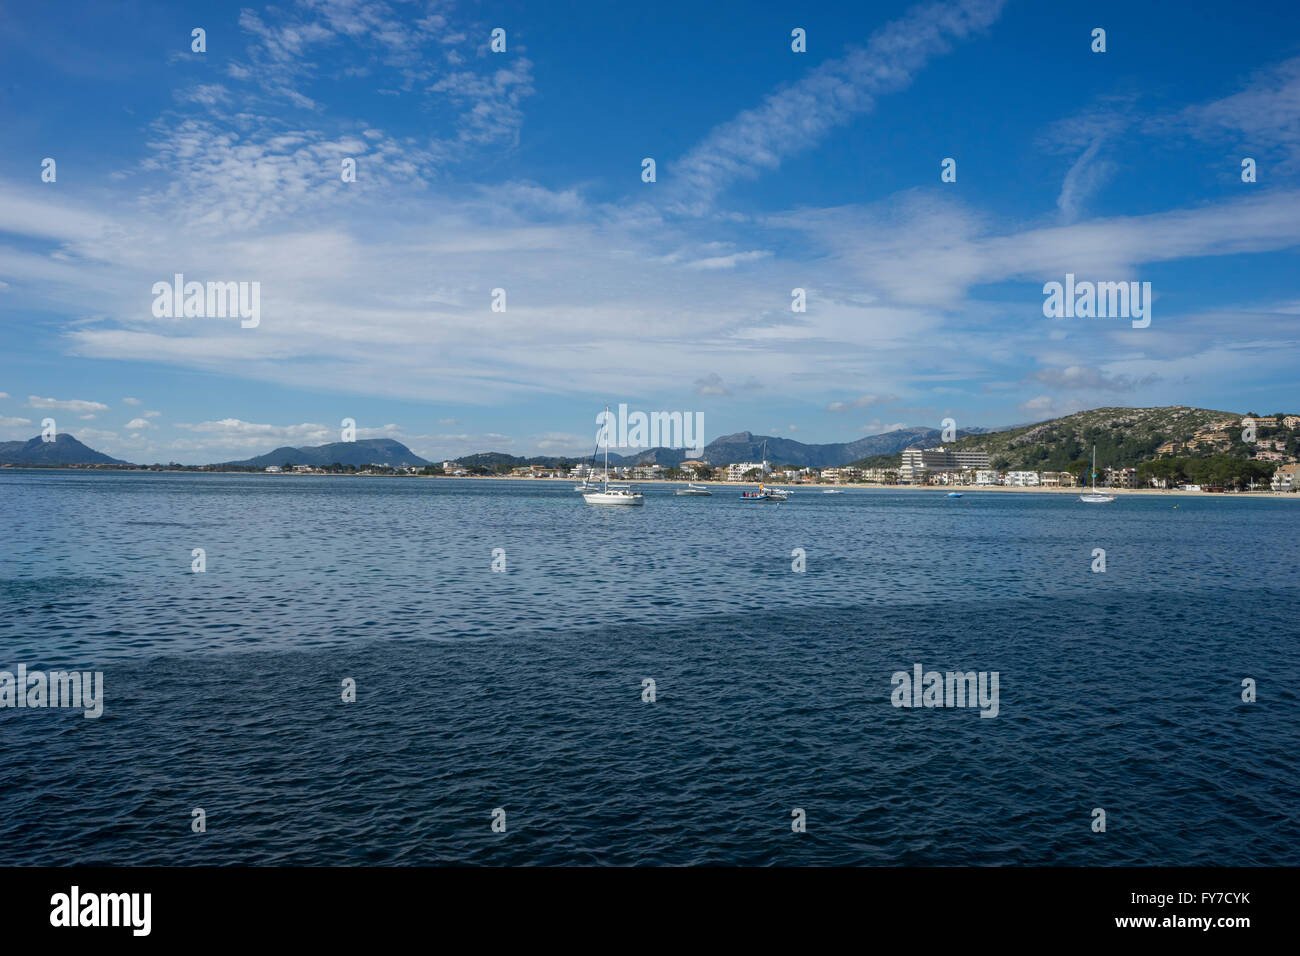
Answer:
[221,438,430,469]
[0,434,130,466]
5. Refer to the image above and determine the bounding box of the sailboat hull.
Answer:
[582,491,643,505]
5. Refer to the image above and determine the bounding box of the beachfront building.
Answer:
[973,469,1000,485]
[1004,471,1040,487]
[821,467,862,483]
[727,460,770,481]
[630,464,665,480]
[861,467,897,484]
[680,460,710,476]
[1038,471,1076,487]
[1105,466,1138,488]
[899,446,991,484]
[1272,463,1300,491]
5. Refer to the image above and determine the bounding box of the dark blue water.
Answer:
[1,471,1296,865]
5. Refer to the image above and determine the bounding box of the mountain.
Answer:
[0,434,130,465]
[221,438,430,469]
[700,428,988,468]
[444,427,992,470]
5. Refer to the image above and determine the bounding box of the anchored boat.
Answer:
[675,483,713,496]
[1079,445,1116,503]
[583,405,644,506]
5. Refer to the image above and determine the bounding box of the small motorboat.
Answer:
[823,489,844,495]
[676,483,713,496]
[740,482,786,502]
[946,492,963,498]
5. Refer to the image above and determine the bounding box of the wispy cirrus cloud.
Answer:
[828,394,898,412]
[1021,366,1160,392]
[1167,54,1300,170]
[667,0,1006,211]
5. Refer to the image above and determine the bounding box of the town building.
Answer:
[1242,415,1279,429]
[1272,463,1300,491]
[1104,466,1137,488]
[1004,471,1040,487]
[899,447,991,484]
[727,460,770,481]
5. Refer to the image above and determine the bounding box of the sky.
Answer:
[1,0,1298,464]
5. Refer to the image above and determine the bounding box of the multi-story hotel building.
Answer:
[899,446,991,483]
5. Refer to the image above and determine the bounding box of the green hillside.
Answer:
[854,406,1298,478]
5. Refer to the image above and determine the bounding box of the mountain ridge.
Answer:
[1,406,1278,471]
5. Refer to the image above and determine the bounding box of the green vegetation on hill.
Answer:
[945,406,1242,471]
[851,406,1297,487]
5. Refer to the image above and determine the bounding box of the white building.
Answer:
[727,460,770,481]
[899,446,991,483]
[974,470,999,485]
[1005,471,1040,487]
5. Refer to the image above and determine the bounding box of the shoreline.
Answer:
[5,467,1296,499]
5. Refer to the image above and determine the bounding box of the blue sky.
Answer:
[1,0,1299,463]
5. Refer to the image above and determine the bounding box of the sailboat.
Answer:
[739,440,789,501]
[583,405,644,506]
[1080,445,1116,503]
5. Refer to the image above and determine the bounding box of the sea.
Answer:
[0,470,1296,865]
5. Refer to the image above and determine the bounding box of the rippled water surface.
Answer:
[1,471,1296,864]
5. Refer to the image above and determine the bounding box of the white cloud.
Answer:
[828,394,898,412]
[25,395,109,413]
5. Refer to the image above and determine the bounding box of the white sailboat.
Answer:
[1080,445,1116,503]
[583,405,644,506]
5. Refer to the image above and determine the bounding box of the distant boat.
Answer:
[676,483,712,496]
[1079,445,1116,503]
[583,405,643,506]
[823,489,844,495]
[946,492,963,498]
